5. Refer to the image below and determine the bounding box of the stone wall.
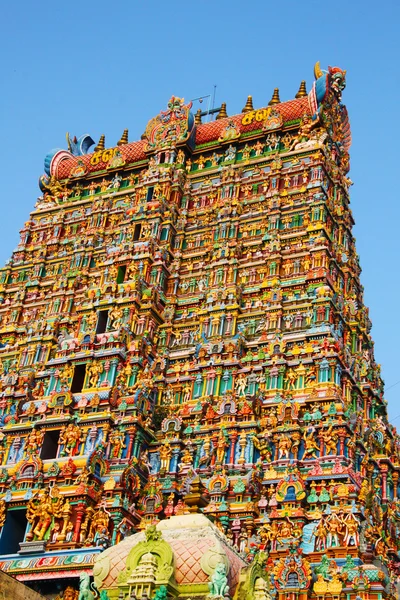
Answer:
[0,570,45,600]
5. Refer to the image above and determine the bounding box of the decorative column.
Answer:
[237,432,247,465]
[392,472,399,500]
[73,503,86,543]
[126,426,136,459]
[380,465,388,502]
[229,433,238,465]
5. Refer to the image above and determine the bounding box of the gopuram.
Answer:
[0,62,399,600]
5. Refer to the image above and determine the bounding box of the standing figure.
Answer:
[159,442,172,471]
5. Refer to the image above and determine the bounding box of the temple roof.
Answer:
[54,96,310,181]
[93,514,246,593]
[195,96,309,145]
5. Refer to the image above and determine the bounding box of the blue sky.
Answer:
[1,0,399,422]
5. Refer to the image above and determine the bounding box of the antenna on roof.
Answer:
[190,86,221,123]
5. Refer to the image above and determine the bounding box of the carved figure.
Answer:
[60,422,83,456]
[78,572,96,600]
[159,442,172,471]
[208,562,229,598]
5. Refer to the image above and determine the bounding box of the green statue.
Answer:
[208,562,229,598]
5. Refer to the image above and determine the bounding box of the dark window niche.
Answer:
[71,364,87,393]
[96,310,109,334]
[40,429,60,460]
[0,508,27,555]
[117,265,126,284]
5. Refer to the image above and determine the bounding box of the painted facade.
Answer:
[0,62,398,600]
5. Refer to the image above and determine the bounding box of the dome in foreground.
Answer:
[93,513,259,599]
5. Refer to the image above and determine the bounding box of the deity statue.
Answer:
[88,503,111,547]
[109,429,126,459]
[55,587,78,600]
[86,361,104,388]
[342,513,360,546]
[326,513,342,547]
[24,428,44,457]
[302,428,319,459]
[26,488,64,541]
[322,425,338,456]
[108,305,123,329]
[60,422,83,456]
[277,436,291,460]
[235,373,247,397]
[314,518,328,551]
[159,441,172,471]
[60,363,74,386]
[215,431,229,464]
[253,434,272,462]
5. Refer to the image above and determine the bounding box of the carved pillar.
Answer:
[393,472,399,500]
[73,503,86,543]
[229,433,238,465]
[319,433,325,457]
[126,427,136,459]
[339,433,345,456]
[132,431,142,459]
[211,434,218,466]
[380,465,388,501]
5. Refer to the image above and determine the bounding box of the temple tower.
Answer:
[0,64,398,600]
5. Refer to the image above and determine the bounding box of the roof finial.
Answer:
[268,89,281,106]
[242,95,254,113]
[194,108,202,125]
[95,134,105,151]
[216,103,228,120]
[117,129,129,146]
[295,81,307,98]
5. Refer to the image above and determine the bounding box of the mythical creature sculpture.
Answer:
[208,562,229,598]
[78,572,97,600]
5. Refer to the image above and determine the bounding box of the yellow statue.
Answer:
[302,428,319,459]
[322,425,338,455]
[88,503,110,544]
[55,587,78,600]
[159,441,172,471]
[24,428,44,456]
[86,361,103,388]
[215,431,229,464]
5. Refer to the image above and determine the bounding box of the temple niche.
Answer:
[0,63,398,600]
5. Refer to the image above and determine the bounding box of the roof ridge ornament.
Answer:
[142,96,195,153]
[268,88,280,106]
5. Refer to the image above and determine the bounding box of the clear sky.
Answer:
[1,0,399,422]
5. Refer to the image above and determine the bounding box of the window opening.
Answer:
[117,265,126,284]
[40,429,61,460]
[96,310,109,334]
[0,508,27,554]
[71,364,86,393]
